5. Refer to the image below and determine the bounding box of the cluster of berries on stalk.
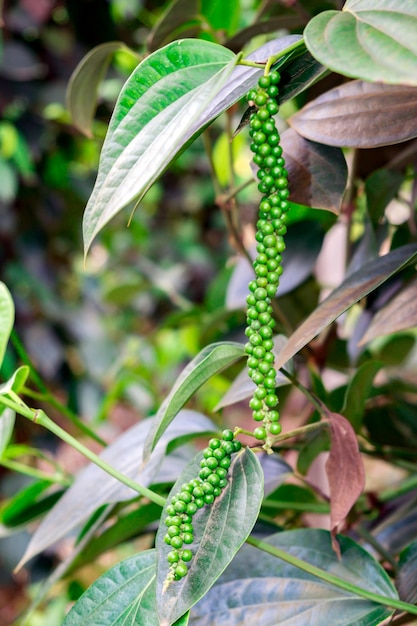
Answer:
[245,70,290,443]
[163,429,241,584]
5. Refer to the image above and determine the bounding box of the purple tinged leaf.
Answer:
[289,81,417,148]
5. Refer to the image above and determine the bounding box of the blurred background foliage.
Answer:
[1,0,417,624]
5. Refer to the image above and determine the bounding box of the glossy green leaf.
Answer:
[190,529,398,625]
[62,550,159,626]
[83,39,237,254]
[0,479,62,527]
[143,342,245,460]
[0,366,29,396]
[360,277,417,344]
[342,361,383,430]
[289,80,417,148]
[156,448,264,626]
[66,41,130,137]
[274,244,417,371]
[281,128,347,213]
[147,0,201,52]
[19,410,214,567]
[0,407,14,457]
[304,0,417,86]
[0,281,14,368]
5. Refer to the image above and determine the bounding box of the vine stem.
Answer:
[0,393,166,508]
[246,536,417,616]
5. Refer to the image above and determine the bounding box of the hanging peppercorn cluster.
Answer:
[245,70,290,443]
[163,429,241,585]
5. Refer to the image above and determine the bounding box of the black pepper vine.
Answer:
[245,70,290,445]
[163,68,289,585]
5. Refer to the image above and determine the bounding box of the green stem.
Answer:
[280,367,327,415]
[0,394,166,508]
[246,536,417,616]
[272,420,326,444]
[0,458,70,485]
[238,60,265,69]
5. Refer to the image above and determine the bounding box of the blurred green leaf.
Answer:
[398,540,417,604]
[0,366,29,396]
[0,479,64,528]
[342,361,382,431]
[305,0,417,85]
[365,169,403,226]
[67,41,132,137]
[201,0,240,36]
[147,0,201,52]
[156,448,263,625]
[0,282,14,368]
[0,408,14,457]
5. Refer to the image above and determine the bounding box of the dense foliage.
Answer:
[1,1,417,624]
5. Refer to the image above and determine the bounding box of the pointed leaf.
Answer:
[83,40,237,253]
[274,243,417,371]
[143,342,245,460]
[66,41,130,137]
[0,408,15,457]
[398,540,417,605]
[62,550,158,626]
[0,366,29,396]
[156,448,263,626]
[290,80,417,148]
[0,281,14,367]
[341,361,383,430]
[19,410,215,567]
[281,128,347,213]
[190,529,397,625]
[325,412,365,533]
[360,277,417,344]
[304,0,417,86]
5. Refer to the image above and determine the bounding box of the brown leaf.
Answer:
[274,244,417,371]
[360,277,417,344]
[326,412,365,533]
[281,128,347,214]
[289,81,417,148]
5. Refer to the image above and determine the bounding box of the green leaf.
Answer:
[143,342,245,460]
[19,410,214,567]
[289,80,417,148]
[365,169,404,226]
[83,39,237,254]
[0,282,14,368]
[0,408,14,457]
[0,479,62,527]
[66,41,131,137]
[0,366,29,396]
[147,0,201,52]
[274,243,417,371]
[190,529,398,625]
[342,361,383,430]
[226,16,304,52]
[201,0,240,36]
[304,0,417,86]
[0,157,18,202]
[62,550,159,626]
[156,448,264,626]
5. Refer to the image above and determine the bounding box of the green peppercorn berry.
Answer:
[181,523,193,533]
[258,75,271,88]
[204,493,215,504]
[167,551,180,564]
[209,438,221,450]
[182,533,194,544]
[213,486,222,497]
[181,549,193,562]
[195,497,205,508]
[254,426,267,440]
[219,456,232,469]
[175,563,188,578]
[170,536,184,549]
[268,423,282,435]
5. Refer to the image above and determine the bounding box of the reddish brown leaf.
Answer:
[281,128,347,214]
[326,412,365,533]
[289,81,417,148]
[360,277,417,344]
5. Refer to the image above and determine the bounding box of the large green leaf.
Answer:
[0,282,14,368]
[274,243,417,371]
[66,41,131,137]
[18,410,214,568]
[143,342,245,460]
[62,550,159,626]
[83,39,237,254]
[289,81,417,148]
[156,448,264,626]
[304,0,417,86]
[190,529,398,625]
